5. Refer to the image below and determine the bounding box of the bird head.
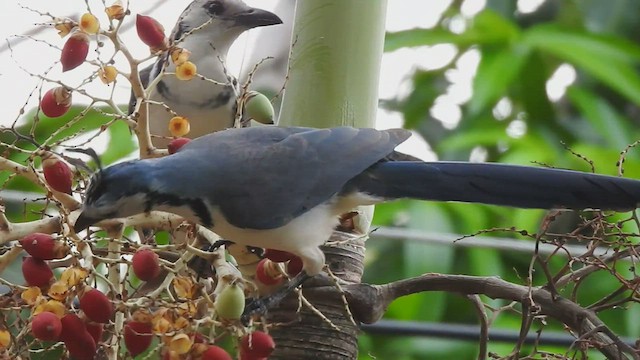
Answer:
[175,0,282,44]
[74,160,154,233]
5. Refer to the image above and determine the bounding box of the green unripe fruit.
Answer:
[214,281,245,320]
[244,91,274,125]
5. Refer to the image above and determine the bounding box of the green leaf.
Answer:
[437,123,509,153]
[384,10,519,52]
[467,44,531,117]
[523,25,640,106]
[566,86,633,148]
[102,120,136,165]
[401,70,442,128]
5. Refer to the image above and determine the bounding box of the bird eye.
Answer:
[204,0,223,16]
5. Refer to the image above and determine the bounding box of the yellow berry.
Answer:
[169,333,192,355]
[99,65,118,84]
[175,61,197,81]
[80,13,100,34]
[152,316,173,335]
[21,286,42,305]
[33,300,65,318]
[171,47,191,66]
[0,329,10,349]
[60,266,89,286]
[172,276,196,299]
[54,19,75,38]
[105,1,125,21]
[168,116,190,137]
[47,281,69,301]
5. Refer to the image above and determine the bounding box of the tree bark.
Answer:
[271,0,387,358]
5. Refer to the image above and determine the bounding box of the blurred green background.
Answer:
[361,0,640,359]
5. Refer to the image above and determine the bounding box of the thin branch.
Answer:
[344,274,639,360]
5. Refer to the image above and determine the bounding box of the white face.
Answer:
[181,0,251,30]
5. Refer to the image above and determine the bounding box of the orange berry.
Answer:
[168,116,190,137]
[40,87,71,118]
[79,13,100,34]
[170,47,191,66]
[175,61,197,81]
[61,31,89,72]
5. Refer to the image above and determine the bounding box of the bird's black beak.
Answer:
[73,211,99,233]
[234,7,282,28]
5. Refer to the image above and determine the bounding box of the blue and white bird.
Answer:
[74,126,640,280]
[129,0,282,148]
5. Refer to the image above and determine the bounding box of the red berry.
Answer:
[59,314,87,343]
[64,332,96,360]
[61,31,89,72]
[42,156,73,194]
[80,289,113,323]
[22,257,53,287]
[136,14,167,50]
[20,233,58,260]
[167,137,191,154]
[40,87,72,117]
[31,311,62,341]
[202,345,233,360]
[59,314,97,359]
[263,249,295,263]
[240,351,268,360]
[255,258,283,286]
[85,322,103,344]
[132,248,161,281]
[286,256,303,277]
[124,321,153,357]
[240,331,275,358]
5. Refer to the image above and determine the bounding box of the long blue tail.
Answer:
[353,161,640,211]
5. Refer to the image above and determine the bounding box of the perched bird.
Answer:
[74,127,640,314]
[129,0,282,148]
